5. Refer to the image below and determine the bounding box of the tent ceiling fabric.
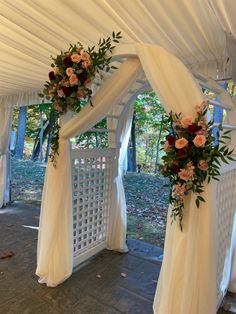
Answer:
[0,0,235,103]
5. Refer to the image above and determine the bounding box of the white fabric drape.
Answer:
[136,43,216,314]
[0,106,12,208]
[107,104,134,252]
[119,106,134,175]
[36,58,142,286]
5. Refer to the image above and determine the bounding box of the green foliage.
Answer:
[74,118,108,149]
[134,91,168,171]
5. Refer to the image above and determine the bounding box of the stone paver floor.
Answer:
[0,201,235,314]
[0,201,163,314]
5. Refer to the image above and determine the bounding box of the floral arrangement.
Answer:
[39,32,122,164]
[160,100,234,230]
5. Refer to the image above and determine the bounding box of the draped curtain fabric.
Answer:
[107,104,134,252]
[0,106,12,208]
[135,43,216,314]
[36,58,142,286]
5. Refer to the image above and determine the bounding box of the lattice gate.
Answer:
[216,164,236,308]
[71,148,116,267]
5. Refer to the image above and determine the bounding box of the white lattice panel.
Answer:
[216,166,236,306]
[71,148,116,267]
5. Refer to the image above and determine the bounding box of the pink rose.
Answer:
[57,89,65,98]
[193,134,206,147]
[66,67,74,77]
[198,160,208,171]
[71,53,82,63]
[186,162,195,177]
[77,88,86,99]
[175,138,188,149]
[180,116,194,128]
[82,61,91,69]
[163,140,172,152]
[178,168,194,181]
[174,183,186,198]
[85,79,92,89]
[69,74,78,86]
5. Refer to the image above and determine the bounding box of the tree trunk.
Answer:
[127,142,132,171]
[39,109,43,162]
[45,110,54,162]
[14,106,27,159]
[130,113,136,172]
[154,115,164,173]
[144,138,148,167]
[31,123,50,161]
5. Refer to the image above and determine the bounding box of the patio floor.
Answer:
[0,201,235,314]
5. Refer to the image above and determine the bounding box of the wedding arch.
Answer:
[1,2,236,313]
[30,43,236,314]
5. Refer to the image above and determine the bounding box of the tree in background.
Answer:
[14,106,27,159]
[129,91,167,173]
[12,91,167,169]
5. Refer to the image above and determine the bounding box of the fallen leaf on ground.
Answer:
[0,251,15,259]
[96,274,101,278]
[120,272,127,278]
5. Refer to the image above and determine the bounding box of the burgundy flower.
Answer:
[166,135,175,145]
[187,124,201,133]
[78,73,88,84]
[49,71,55,81]
[176,148,189,158]
[172,164,180,174]
[63,56,73,68]
[62,86,72,97]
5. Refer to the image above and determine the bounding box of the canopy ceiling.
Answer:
[0,0,236,105]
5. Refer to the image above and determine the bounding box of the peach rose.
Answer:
[81,51,90,62]
[69,74,78,86]
[193,134,206,147]
[178,168,194,181]
[180,116,194,128]
[71,53,82,63]
[66,67,74,77]
[175,137,188,149]
[198,160,208,171]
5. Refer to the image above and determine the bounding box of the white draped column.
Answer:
[36,58,142,286]
[0,106,13,208]
[107,104,134,252]
[135,43,216,314]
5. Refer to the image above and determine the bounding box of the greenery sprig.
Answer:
[160,100,235,230]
